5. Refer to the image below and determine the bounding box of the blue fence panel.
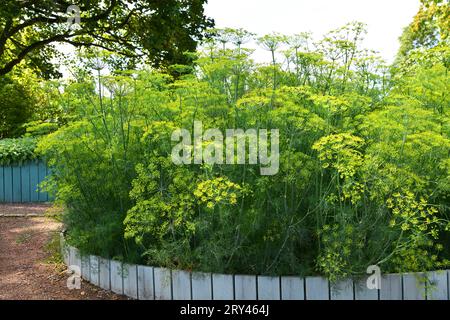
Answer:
[4,166,13,202]
[37,161,48,202]
[12,165,21,202]
[0,166,4,202]
[29,161,40,202]
[21,164,31,202]
[0,160,51,203]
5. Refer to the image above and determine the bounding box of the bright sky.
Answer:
[205,0,421,63]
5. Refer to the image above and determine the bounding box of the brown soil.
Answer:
[0,204,126,300]
[0,203,51,216]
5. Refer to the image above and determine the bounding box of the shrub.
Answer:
[0,75,34,139]
[23,121,60,137]
[0,137,37,165]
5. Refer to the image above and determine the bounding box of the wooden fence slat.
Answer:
[66,246,73,267]
[403,273,426,300]
[61,239,69,266]
[212,274,234,300]
[280,277,304,300]
[380,274,402,300]
[81,255,90,282]
[68,246,74,266]
[448,270,450,300]
[70,247,81,269]
[12,165,21,202]
[110,260,124,295]
[4,166,12,202]
[137,266,154,300]
[305,277,329,300]
[257,276,280,300]
[123,264,138,299]
[67,247,81,289]
[354,278,378,300]
[45,164,53,201]
[153,267,172,300]
[331,279,354,300]
[99,258,111,290]
[234,275,257,300]
[426,271,448,300]
[37,161,47,202]
[89,256,100,286]
[20,164,31,202]
[0,166,4,202]
[172,270,191,300]
[29,161,39,202]
[192,272,212,300]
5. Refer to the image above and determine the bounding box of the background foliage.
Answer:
[0,0,213,77]
[0,137,37,165]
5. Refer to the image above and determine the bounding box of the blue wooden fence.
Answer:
[0,160,51,203]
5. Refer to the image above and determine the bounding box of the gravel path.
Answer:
[0,204,125,300]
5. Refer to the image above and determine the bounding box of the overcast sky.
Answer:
[205,0,421,63]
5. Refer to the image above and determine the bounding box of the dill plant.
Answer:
[37,23,450,280]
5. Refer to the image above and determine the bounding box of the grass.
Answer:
[15,231,33,244]
[43,231,64,265]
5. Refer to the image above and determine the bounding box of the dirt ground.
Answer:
[0,204,125,300]
[0,203,51,216]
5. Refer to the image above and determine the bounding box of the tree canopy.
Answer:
[397,0,449,61]
[0,0,213,78]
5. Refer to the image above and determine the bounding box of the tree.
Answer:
[396,0,449,61]
[0,0,213,78]
[0,73,34,138]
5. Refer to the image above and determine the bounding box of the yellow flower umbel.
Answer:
[194,177,243,209]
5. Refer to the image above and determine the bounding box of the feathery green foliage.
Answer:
[37,21,450,280]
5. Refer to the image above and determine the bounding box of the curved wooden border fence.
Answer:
[61,238,450,301]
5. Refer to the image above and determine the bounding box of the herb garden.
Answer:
[0,0,449,289]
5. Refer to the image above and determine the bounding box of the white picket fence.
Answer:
[62,240,450,300]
